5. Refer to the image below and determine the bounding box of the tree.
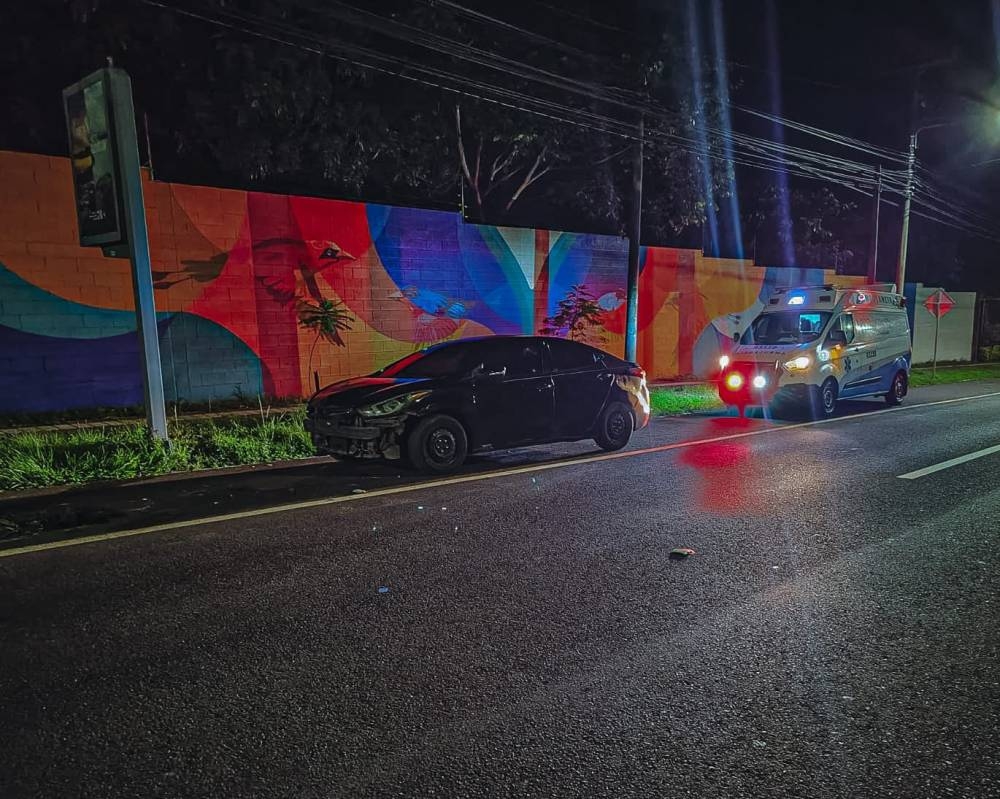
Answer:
[742,184,863,273]
[540,285,606,345]
[3,0,738,239]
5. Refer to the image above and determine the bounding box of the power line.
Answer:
[730,105,909,163]
[141,0,1000,240]
[418,0,621,71]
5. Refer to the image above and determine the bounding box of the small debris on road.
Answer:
[351,488,367,495]
[377,586,391,595]
[752,740,767,748]
[669,547,696,560]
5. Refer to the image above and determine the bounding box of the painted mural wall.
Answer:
[0,150,858,413]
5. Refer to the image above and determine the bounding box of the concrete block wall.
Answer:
[1,148,853,413]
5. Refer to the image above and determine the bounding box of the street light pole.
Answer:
[895,120,961,292]
[624,115,644,363]
[895,132,918,291]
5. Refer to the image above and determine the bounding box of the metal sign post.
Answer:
[923,289,955,381]
[64,68,168,441]
[932,303,941,379]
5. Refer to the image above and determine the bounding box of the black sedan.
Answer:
[305,336,650,473]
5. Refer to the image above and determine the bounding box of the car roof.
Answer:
[423,334,582,351]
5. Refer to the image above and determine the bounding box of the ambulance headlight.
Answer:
[752,375,767,389]
[725,372,744,390]
[718,355,730,369]
[784,356,812,371]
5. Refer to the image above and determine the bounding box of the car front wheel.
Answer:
[813,378,838,418]
[595,401,635,451]
[406,414,469,474]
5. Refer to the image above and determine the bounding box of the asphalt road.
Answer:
[1,382,999,798]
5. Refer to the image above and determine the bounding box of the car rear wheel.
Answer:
[406,414,468,474]
[595,401,634,451]
[885,371,907,406]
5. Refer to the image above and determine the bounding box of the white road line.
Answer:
[3,389,1000,559]
[897,443,1000,480]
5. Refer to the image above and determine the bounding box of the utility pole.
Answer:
[867,165,882,282]
[895,132,918,292]
[624,115,644,363]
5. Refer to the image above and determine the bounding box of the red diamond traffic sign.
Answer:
[924,289,955,318]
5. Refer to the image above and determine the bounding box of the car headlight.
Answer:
[358,391,430,417]
[784,356,812,371]
[718,354,730,369]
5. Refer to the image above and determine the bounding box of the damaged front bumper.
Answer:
[304,411,407,460]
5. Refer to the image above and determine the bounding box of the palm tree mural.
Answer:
[297,297,353,387]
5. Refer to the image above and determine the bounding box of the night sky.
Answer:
[3,0,998,290]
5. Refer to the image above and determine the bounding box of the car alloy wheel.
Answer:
[595,401,634,452]
[607,410,628,440]
[819,378,838,417]
[406,414,468,474]
[427,428,457,465]
[886,371,907,406]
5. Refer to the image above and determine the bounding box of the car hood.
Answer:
[309,376,433,409]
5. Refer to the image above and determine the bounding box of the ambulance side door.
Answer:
[839,312,880,397]
[827,313,863,393]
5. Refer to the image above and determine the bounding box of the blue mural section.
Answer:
[369,206,529,335]
[0,261,264,412]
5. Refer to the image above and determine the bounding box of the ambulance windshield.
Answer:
[741,311,831,345]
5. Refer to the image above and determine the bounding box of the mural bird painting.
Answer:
[252,238,356,307]
[388,285,475,345]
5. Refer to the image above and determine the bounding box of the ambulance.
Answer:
[717,284,911,417]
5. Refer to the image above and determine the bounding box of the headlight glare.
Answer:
[358,391,430,417]
[784,356,812,371]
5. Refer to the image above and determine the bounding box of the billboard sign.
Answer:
[62,69,126,246]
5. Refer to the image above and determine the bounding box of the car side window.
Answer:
[547,339,598,371]
[483,340,547,378]
[827,314,855,346]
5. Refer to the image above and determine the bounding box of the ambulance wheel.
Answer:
[814,379,838,418]
[885,371,907,406]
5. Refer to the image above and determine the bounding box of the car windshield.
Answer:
[741,311,831,345]
[378,344,474,379]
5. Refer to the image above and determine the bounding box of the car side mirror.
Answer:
[828,330,848,346]
[732,332,740,344]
